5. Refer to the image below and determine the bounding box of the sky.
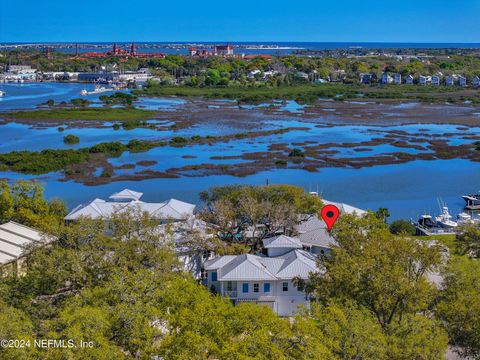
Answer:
[1,0,479,43]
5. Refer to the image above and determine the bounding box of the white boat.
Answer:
[435,206,458,228]
[0,90,5,97]
[457,212,473,225]
[79,85,114,96]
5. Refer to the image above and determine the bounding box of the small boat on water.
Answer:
[435,206,458,228]
[0,90,5,97]
[80,85,115,96]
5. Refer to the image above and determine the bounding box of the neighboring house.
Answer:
[458,75,467,87]
[359,73,372,84]
[204,236,320,316]
[445,76,455,86]
[157,217,214,279]
[381,73,393,84]
[0,221,55,276]
[472,75,480,87]
[404,74,414,84]
[65,189,195,223]
[431,75,441,86]
[393,73,402,85]
[418,75,431,85]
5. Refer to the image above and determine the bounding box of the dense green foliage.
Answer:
[0,129,296,175]
[303,213,449,359]
[99,92,137,106]
[0,207,332,359]
[0,181,66,230]
[437,257,480,359]
[455,223,480,257]
[0,148,91,174]
[63,134,80,144]
[199,184,323,251]
[389,219,416,235]
[5,107,157,121]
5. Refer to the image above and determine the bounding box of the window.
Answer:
[282,282,288,292]
[211,271,217,282]
[242,283,249,293]
[264,283,271,293]
[227,281,233,291]
[253,283,259,293]
[297,282,304,292]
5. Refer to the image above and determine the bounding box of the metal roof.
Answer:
[206,249,320,281]
[65,191,196,221]
[109,189,143,201]
[0,221,53,265]
[263,235,302,249]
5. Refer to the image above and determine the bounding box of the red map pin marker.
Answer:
[321,204,340,232]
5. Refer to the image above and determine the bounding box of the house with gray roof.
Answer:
[204,237,320,316]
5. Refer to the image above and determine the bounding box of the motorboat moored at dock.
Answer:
[435,206,458,229]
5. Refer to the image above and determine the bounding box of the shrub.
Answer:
[63,134,80,144]
[288,148,305,157]
[389,220,416,235]
[170,136,188,145]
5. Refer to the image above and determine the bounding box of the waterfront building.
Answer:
[204,199,365,316]
[445,75,455,86]
[381,72,393,84]
[473,75,480,87]
[77,72,120,83]
[65,189,195,223]
[189,44,234,57]
[393,73,402,84]
[359,73,372,84]
[118,68,152,83]
[418,75,431,85]
[78,43,165,59]
[6,65,36,74]
[204,236,319,316]
[458,75,467,87]
[214,44,234,56]
[431,75,441,86]
[404,74,414,84]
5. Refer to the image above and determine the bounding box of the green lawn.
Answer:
[5,107,158,121]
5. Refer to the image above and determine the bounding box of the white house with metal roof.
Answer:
[65,189,196,222]
[0,221,54,275]
[204,236,320,316]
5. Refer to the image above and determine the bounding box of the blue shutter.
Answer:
[264,283,270,293]
[211,271,217,281]
[242,283,249,293]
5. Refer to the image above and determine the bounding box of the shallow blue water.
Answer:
[0,159,477,221]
